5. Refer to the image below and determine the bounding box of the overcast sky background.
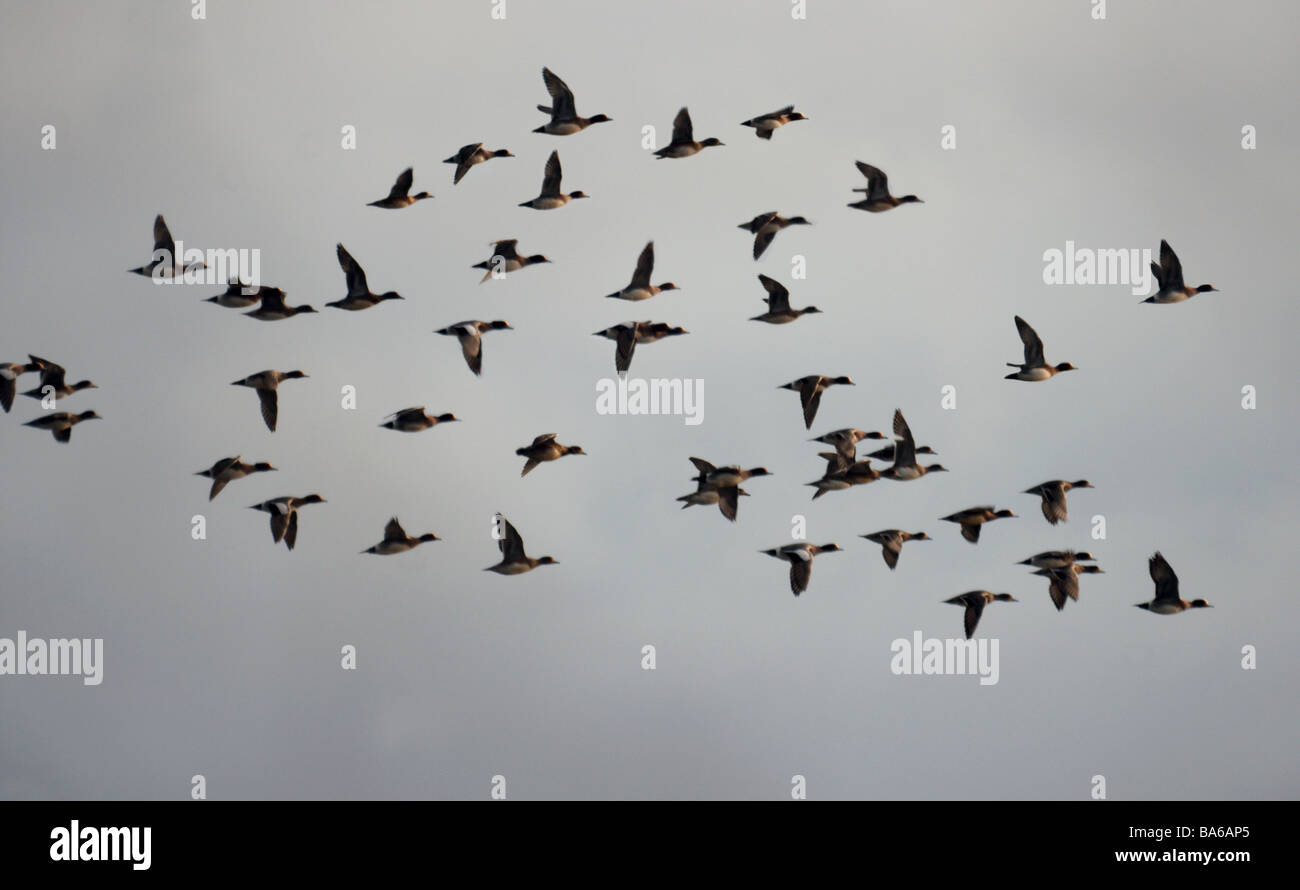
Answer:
[2,1,1297,799]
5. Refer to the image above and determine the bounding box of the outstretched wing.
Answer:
[892,409,916,468]
[799,379,824,429]
[385,168,414,200]
[855,162,889,202]
[1014,316,1045,367]
[1159,240,1185,291]
[542,68,577,119]
[630,242,655,288]
[152,214,176,255]
[614,325,638,375]
[498,517,526,561]
[337,243,370,297]
[963,600,985,639]
[1040,483,1068,524]
[1149,552,1180,601]
[383,517,407,542]
[257,389,278,432]
[789,553,812,595]
[540,150,563,197]
[758,274,790,312]
[670,107,694,144]
[716,486,740,522]
[453,145,482,184]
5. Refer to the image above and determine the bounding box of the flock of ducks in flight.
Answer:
[6,67,1222,637]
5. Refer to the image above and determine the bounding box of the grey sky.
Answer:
[1,1,1297,799]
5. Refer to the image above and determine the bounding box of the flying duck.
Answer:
[945,591,1017,639]
[472,240,550,283]
[379,407,459,432]
[22,410,99,443]
[1005,316,1076,381]
[593,321,687,376]
[880,409,948,480]
[740,105,807,140]
[738,212,811,260]
[21,356,96,402]
[676,485,750,521]
[366,168,432,208]
[778,375,854,429]
[1017,550,1097,570]
[485,515,558,574]
[195,456,275,500]
[606,242,678,300]
[204,280,281,309]
[128,214,205,278]
[688,457,772,489]
[1023,479,1094,525]
[848,162,923,212]
[1136,552,1212,614]
[516,433,586,477]
[231,369,308,432]
[865,442,936,462]
[634,322,688,344]
[761,543,842,596]
[243,287,316,320]
[363,517,439,555]
[1033,564,1104,611]
[327,244,403,310]
[534,67,612,135]
[750,274,821,323]
[250,495,326,551]
[940,506,1016,544]
[807,458,880,499]
[443,143,514,184]
[810,427,886,460]
[519,150,588,209]
[1145,240,1218,304]
[686,458,768,520]
[861,530,931,570]
[0,358,42,412]
[653,107,724,158]
[435,320,512,376]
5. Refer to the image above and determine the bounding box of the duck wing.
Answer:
[337,243,370,298]
[498,517,526,561]
[1149,552,1180,601]
[614,325,638,375]
[880,541,901,570]
[758,274,790,312]
[152,214,176,256]
[1040,483,1068,524]
[385,168,414,200]
[629,242,655,289]
[1159,239,1185,291]
[1014,315,1045,367]
[892,409,917,468]
[542,68,577,120]
[854,162,889,202]
[383,517,407,542]
[789,550,813,595]
[459,329,484,375]
[799,379,824,429]
[963,599,985,639]
[257,389,278,432]
[453,145,482,183]
[716,486,740,521]
[670,107,694,144]
[540,150,563,197]
[284,509,300,550]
